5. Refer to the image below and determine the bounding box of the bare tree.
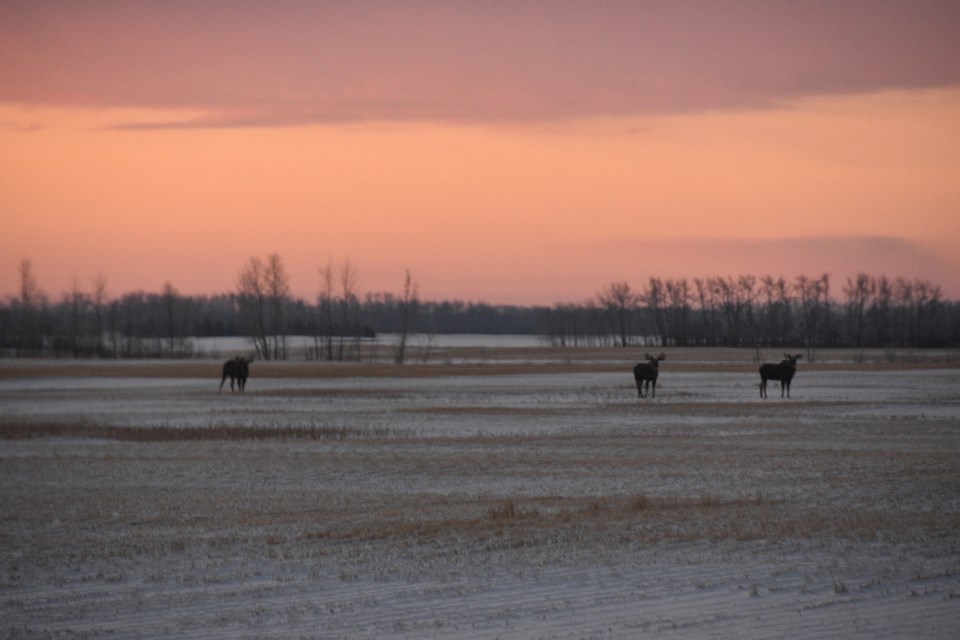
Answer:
[108,296,121,357]
[236,256,271,359]
[794,273,830,360]
[161,281,181,357]
[737,275,760,359]
[693,277,718,346]
[317,260,336,361]
[843,273,874,351]
[664,278,691,347]
[760,276,790,349]
[92,273,108,357]
[715,277,743,346]
[919,281,944,347]
[869,275,893,347]
[265,253,290,360]
[395,269,419,364]
[541,302,592,347]
[67,278,88,357]
[19,259,40,308]
[598,281,637,347]
[641,278,666,345]
[17,259,44,356]
[338,259,359,361]
[235,254,291,360]
[315,259,361,361]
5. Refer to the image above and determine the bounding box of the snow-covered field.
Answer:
[2,348,959,638]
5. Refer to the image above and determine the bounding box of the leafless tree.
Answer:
[235,254,291,360]
[760,276,790,349]
[92,273,108,356]
[712,275,757,348]
[541,302,593,347]
[317,260,336,361]
[869,275,893,346]
[738,275,760,359]
[642,278,666,345]
[843,273,873,350]
[794,273,830,360]
[586,300,610,346]
[265,253,290,360]
[315,259,363,361]
[19,259,40,307]
[395,269,419,364]
[598,281,638,347]
[918,281,944,347]
[17,259,44,356]
[66,278,88,357]
[339,259,359,361]
[664,278,691,347]
[892,277,914,346]
[236,256,271,359]
[693,277,718,346]
[161,281,181,357]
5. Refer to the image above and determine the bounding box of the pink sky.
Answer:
[2,1,959,304]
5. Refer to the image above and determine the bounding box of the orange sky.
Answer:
[2,2,959,304]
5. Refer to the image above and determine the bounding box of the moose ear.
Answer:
[644,353,652,359]
[658,353,666,361]
[795,354,803,359]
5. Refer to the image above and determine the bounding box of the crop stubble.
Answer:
[2,350,959,637]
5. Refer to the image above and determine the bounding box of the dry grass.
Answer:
[3,350,958,577]
[292,492,960,549]
[0,359,615,380]
[3,350,958,640]
[1,346,955,381]
[0,420,392,441]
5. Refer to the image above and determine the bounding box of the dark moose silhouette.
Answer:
[633,353,666,399]
[220,356,252,393]
[759,353,802,398]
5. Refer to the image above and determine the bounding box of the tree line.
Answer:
[544,274,959,354]
[0,257,538,360]
[2,258,958,359]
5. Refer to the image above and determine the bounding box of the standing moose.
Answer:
[759,353,802,398]
[220,356,252,393]
[633,353,666,399]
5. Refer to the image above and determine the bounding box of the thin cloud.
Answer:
[0,120,44,133]
[2,1,959,128]
[590,236,959,290]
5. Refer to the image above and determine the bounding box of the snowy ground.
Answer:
[1,348,959,638]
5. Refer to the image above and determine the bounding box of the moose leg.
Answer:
[219,374,228,393]
[650,380,656,399]
[760,378,767,398]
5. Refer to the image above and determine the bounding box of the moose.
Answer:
[759,353,802,398]
[219,356,252,393]
[633,353,666,398]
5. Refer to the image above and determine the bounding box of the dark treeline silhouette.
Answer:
[0,290,541,359]
[2,262,958,359]
[540,274,959,353]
